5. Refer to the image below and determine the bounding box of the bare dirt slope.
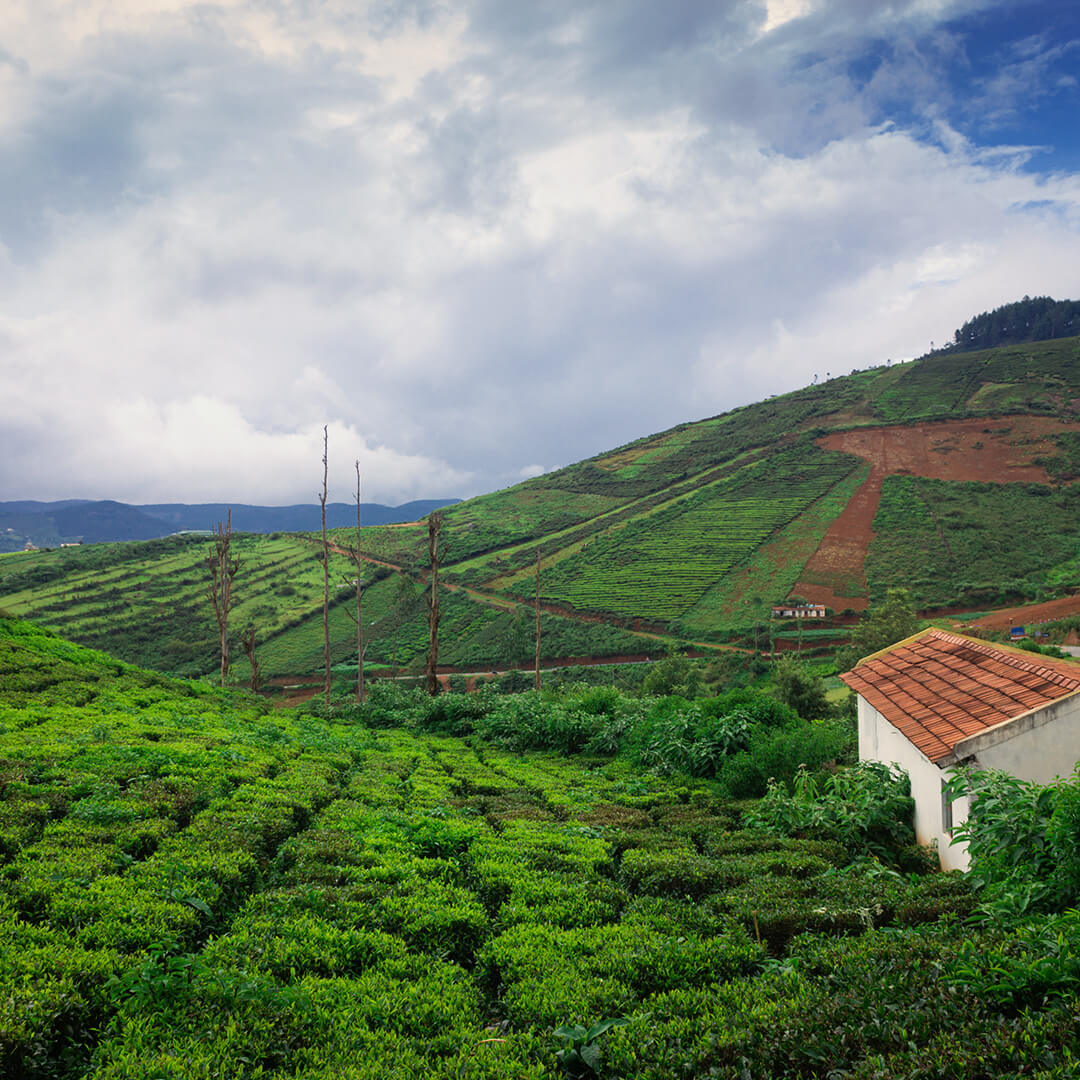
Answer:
[955,594,1080,633]
[792,416,1076,611]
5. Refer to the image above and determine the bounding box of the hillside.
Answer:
[3,333,1080,679]
[347,334,1080,630]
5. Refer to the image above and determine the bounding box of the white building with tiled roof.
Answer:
[840,629,1080,870]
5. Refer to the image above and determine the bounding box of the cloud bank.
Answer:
[1,0,1078,503]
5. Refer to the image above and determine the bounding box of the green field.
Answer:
[6,619,1080,1078]
[0,534,662,684]
[518,447,858,627]
[867,477,1080,607]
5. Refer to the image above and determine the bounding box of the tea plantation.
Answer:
[5,334,1080,678]
[0,536,658,682]
[4,617,1080,1078]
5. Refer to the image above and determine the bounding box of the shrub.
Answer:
[948,764,1080,918]
[746,761,915,863]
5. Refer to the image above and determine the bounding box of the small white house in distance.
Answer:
[840,628,1080,871]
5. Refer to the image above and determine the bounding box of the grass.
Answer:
[867,476,1080,608]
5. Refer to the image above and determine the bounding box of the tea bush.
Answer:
[6,617,1079,1078]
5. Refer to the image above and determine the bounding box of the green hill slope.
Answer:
[4,333,1080,678]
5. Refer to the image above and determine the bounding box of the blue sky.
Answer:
[1,0,1078,504]
[948,1,1080,169]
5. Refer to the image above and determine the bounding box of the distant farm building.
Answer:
[771,603,828,619]
[841,629,1080,870]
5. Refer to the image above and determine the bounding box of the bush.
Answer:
[948,764,1080,918]
[746,761,915,863]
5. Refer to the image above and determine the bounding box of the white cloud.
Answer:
[1,0,1078,505]
[761,0,813,35]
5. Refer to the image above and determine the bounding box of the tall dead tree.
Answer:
[320,425,331,706]
[354,460,365,703]
[535,549,542,691]
[424,511,444,696]
[207,509,240,687]
[241,625,261,691]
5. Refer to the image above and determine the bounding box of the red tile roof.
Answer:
[840,629,1080,763]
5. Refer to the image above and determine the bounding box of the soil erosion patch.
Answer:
[792,416,1075,611]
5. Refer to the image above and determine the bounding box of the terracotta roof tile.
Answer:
[839,629,1080,763]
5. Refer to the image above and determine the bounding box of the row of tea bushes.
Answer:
[85,725,979,1077]
[0,621,360,1075]
[6,619,1075,1078]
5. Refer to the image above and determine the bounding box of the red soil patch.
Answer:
[817,416,1069,484]
[792,416,1077,611]
[952,593,1080,633]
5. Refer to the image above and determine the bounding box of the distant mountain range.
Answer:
[0,499,460,551]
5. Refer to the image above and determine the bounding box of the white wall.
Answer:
[857,698,970,871]
[961,694,1080,784]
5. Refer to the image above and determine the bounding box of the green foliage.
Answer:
[945,295,1080,353]
[7,618,1080,1078]
[640,656,702,699]
[771,656,830,719]
[867,477,1080,609]
[836,587,921,672]
[947,765,1080,918]
[746,761,916,863]
[552,1017,630,1078]
[947,910,1080,1010]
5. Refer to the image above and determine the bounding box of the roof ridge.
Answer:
[841,626,1080,763]
[923,627,1080,685]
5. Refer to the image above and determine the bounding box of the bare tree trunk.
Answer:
[355,460,365,704]
[535,549,542,691]
[321,425,331,706]
[425,511,443,696]
[242,625,261,691]
[206,509,240,687]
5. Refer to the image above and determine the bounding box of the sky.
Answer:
[1,0,1079,506]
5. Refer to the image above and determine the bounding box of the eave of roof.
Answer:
[840,628,1080,764]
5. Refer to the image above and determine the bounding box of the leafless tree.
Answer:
[353,461,365,703]
[535,549,542,691]
[425,511,444,696]
[320,425,331,706]
[241,625,261,691]
[206,509,240,687]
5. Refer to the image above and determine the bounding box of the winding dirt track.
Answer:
[954,594,1080,633]
[792,416,1077,610]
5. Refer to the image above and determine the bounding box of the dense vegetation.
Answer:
[0,536,660,683]
[944,295,1080,354]
[5,619,1080,1078]
[868,478,1080,608]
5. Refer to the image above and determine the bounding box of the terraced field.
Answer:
[5,333,1080,674]
[523,448,858,623]
[0,534,356,677]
